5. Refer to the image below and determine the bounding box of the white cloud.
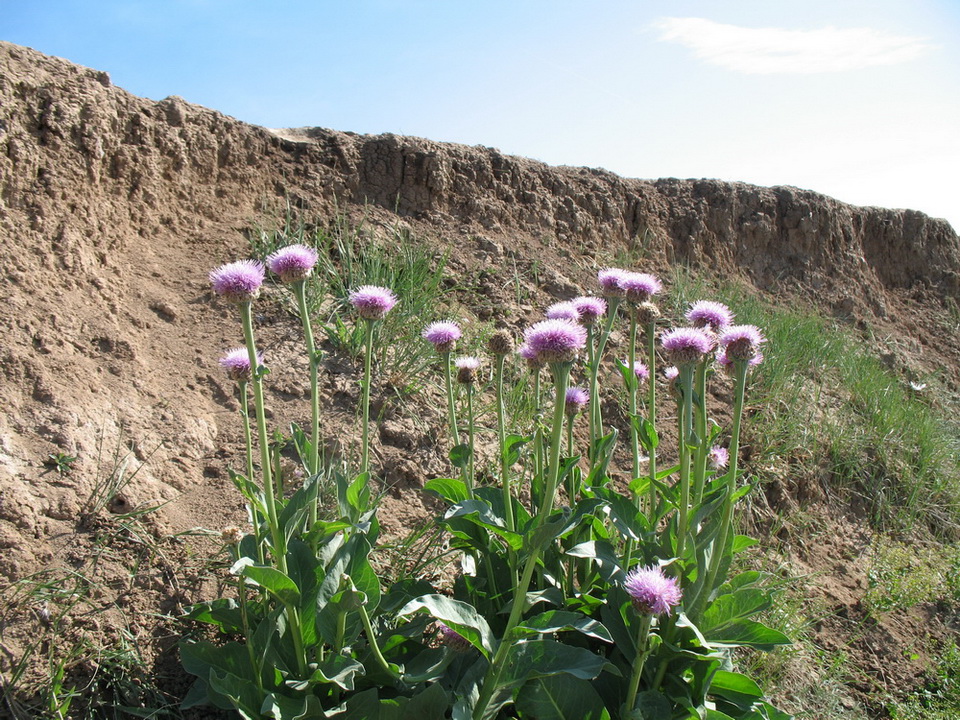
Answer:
[653,17,933,74]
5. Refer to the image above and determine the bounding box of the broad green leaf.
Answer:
[515,675,610,720]
[710,670,764,710]
[634,689,672,720]
[424,477,470,504]
[183,598,243,633]
[208,668,263,717]
[504,434,531,466]
[261,693,326,720]
[444,499,523,551]
[515,610,613,643]
[500,638,610,689]
[402,682,449,720]
[242,565,301,605]
[732,535,760,554]
[398,594,496,658]
[180,641,257,710]
[633,415,659,451]
[449,443,472,469]
[567,540,625,584]
[286,654,364,692]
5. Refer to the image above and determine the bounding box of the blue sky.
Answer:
[5,0,959,230]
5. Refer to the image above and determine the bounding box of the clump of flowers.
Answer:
[624,565,683,616]
[219,347,261,383]
[423,321,462,354]
[209,260,265,302]
[686,300,734,332]
[545,301,581,322]
[454,356,481,385]
[619,271,663,304]
[349,285,398,320]
[661,327,714,366]
[564,386,589,418]
[265,244,319,284]
[720,324,765,362]
[523,319,587,365]
[572,296,607,325]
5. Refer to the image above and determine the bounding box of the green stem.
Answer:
[236,568,264,695]
[472,363,571,720]
[624,614,653,712]
[443,352,460,446]
[237,381,264,564]
[494,354,517,580]
[465,382,476,498]
[675,364,695,564]
[293,281,320,476]
[628,309,641,498]
[590,298,621,439]
[692,361,710,505]
[585,325,599,465]
[360,319,375,478]
[646,322,659,521]
[359,603,401,681]
[283,600,307,676]
[239,302,285,572]
[697,361,749,618]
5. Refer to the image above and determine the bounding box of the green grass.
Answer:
[666,269,960,537]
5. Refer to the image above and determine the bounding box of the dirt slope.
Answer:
[1,41,958,715]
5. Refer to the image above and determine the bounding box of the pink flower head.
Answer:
[619,272,663,303]
[633,362,650,382]
[661,327,714,366]
[423,321,462,354]
[709,446,729,469]
[664,366,679,381]
[572,296,607,326]
[436,622,472,652]
[564,386,590,416]
[523,319,588,365]
[686,300,734,332]
[454,356,481,384]
[219,347,262,383]
[518,342,545,370]
[349,285,398,320]
[624,565,682,616]
[598,268,629,298]
[209,260,265,302]
[720,325,765,363]
[716,347,764,369]
[545,301,581,322]
[265,244,319,283]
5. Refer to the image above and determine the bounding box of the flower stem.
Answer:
[590,298,621,439]
[359,319,375,478]
[628,309,641,499]
[239,302,285,571]
[465,382,476,499]
[675,364,695,563]
[494,354,516,536]
[443,351,460,446]
[697,360,749,618]
[691,361,710,504]
[359,603,401,681]
[472,362,571,720]
[237,381,264,564]
[293,281,320,476]
[624,614,653,712]
[645,322,659,521]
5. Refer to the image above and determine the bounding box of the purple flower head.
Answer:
[720,325,766,363]
[709,446,729,470]
[545,301,581,322]
[633,361,650,382]
[716,347,764,370]
[265,244,319,284]
[523,319,588,365]
[436,622,473,652]
[564,386,590,416]
[598,268,629,298]
[661,327,715,366]
[209,260,265,303]
[349,285,398,320]
[572,296,607,326]
[620,272,663,303]
[422,321,462,354]
[663,366,680,381]
[219,347,262,383]
[624,565,683,616]
[686,300,734,332]
[517,342,545,371]
[454,356,481,384]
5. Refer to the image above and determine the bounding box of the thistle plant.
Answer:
[185,245,791,720]
[348,284,397,477]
